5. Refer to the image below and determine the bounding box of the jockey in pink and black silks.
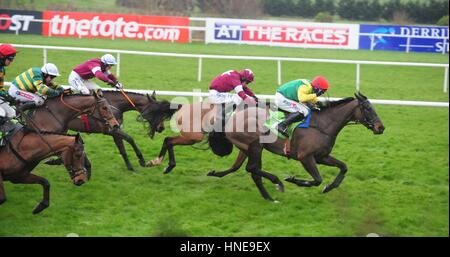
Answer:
[68,54,123,94]
[275,76,330,137]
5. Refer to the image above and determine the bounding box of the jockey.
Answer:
[275,76,329,137]
[208,69,257,131]
[208,69,257,106]
[0,44,17,134]
[68,54,122,94]
[8,63,64,112]
[67,54,121,129]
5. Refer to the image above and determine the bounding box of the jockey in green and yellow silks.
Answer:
[9,63,64,112]
[275,76,330,137]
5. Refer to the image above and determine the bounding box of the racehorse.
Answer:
[23,91,175,171]
[147,101,224,173]
[0,128,88,214]
[59,91,175,170]
[207,92,385,201]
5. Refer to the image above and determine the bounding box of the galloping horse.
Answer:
[23,91,175,170]
[147,101,223,173]
[0,128,88,214]
[207,92,385,201]
[62,91,175,170]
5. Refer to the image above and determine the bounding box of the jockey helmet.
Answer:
[0,44,17,60]
[101,54,117,65]
[239,69,254,83]
[311,76,329,91]
[41,63,60,77]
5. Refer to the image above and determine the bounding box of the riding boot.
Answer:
[277,112,305,137]
[18,102,37,112]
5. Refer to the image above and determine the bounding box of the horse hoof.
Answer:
[139,160,147,167]
[284,176,295,182]
[207,170,216,176]
[322,184,333,193]
[32,202,49,214]
[276,183,285,193]
[163,166,175,174]
[273,200,281,204]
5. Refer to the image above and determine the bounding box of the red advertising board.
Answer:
[42,11,190,42]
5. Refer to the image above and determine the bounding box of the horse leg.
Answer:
[11,173,50,214]
[285,155,323,188]
[316,155,348,193]
[207,150,247,177]
[246,141,283,201]
[0,174,6,205]
[112,134,135,171]
[147,136,199,174]
[113,129,146,168]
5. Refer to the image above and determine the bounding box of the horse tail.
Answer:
[208,131,233,157]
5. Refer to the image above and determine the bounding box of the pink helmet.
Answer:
[239,69,254,83]
[0,44,17,59]
[311,76,329,90]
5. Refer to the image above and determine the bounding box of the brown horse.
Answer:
[0,128,88,214]
[24,91,176,171]
[147,101,222,173]
[62,90,175,170]
[207,92,385,201]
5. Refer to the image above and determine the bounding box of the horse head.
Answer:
[61,133,89,186]
[354,92,385,135]
[139,92,179,139]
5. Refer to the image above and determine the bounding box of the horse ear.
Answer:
[358,92,368,100]
[146,93,154,102]
[151,91,156,100]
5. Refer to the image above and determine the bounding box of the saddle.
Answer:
[0,122,24,148]
[209,103,236,133]
[264,109,311,139]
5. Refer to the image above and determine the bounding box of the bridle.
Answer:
[349,98,377,130]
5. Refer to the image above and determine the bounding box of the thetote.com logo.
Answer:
[42,11,190,42]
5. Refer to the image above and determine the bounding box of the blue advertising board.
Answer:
[359,24,449,53]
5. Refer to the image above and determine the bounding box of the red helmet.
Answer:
[0,44,17,59]
[311,76,329,90]
[239,69,254,83]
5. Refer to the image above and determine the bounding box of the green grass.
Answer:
[0,34,448,236]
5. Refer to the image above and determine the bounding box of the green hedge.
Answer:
[263,0,449,24]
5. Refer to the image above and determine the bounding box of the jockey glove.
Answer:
[114,82,123,89]
[107,80,116,86]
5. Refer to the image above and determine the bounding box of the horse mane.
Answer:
[318,97,355,110]
[46,93,89,100]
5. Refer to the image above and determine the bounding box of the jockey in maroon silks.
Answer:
[208,69,257,132]
[67,54,122,130]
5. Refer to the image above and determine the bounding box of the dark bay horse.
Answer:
[24,91,175,171]
[0,128,88,214]
[208,92,385,201]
